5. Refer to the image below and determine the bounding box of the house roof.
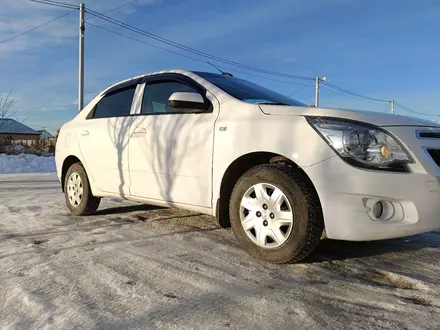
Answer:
[36,129,55,139]
[0,119,39,135]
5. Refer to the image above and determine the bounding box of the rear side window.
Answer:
[92,86,136,119]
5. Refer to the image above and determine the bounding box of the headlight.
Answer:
[306,117,413,172]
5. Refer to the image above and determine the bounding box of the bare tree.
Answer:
[0,91,18,129]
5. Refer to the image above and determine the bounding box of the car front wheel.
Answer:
[229,164,323,263]
[64,162,100,216]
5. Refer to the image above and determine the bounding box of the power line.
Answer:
[84,8,315,81]
[323,82,389,103]
[321,81,389,103]
[87,3,313,87]
[320,82,386,105]
[28,0,438,120]
[85,0,142,23]
[0,9,77,45]
[87,22,206,63]
[32,0,75,6]
[29,0,142,18]
[288,81,314,96]
[87,22,314,89]
[101,0,141,15]
[29,0,79,10]
[321,82,439,117]
[89,5,434,116]
[378,103,390,113]
[394,101,436,117]
[227,69,313,87]
[29,1,394,107]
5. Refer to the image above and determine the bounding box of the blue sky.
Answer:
[1,0,439,134]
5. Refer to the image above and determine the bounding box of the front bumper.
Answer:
[303,126,440,241]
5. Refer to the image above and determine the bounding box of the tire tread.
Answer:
[65,162,100,216]
[229,164,324,263]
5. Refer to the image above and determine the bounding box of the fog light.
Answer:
[372,201,383,218]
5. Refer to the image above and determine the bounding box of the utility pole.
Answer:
[78,3,85,112]
[314,76,327,107]
[315,77,319,107]
[390,100,394,114]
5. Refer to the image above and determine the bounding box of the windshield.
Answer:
[194,71,306,107]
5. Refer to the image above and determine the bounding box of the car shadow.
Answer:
[92,203,163,216]
[305,231,440,263]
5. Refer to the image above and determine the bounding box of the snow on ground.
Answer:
[0,154,55,174]
[0,174,439,329]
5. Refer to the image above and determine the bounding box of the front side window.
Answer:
[92,86,136,119]
[141,81,199,114]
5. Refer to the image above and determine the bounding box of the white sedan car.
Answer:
[55,69,440,263]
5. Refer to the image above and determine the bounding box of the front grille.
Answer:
[427,149,440,167]
[417,131,440,139]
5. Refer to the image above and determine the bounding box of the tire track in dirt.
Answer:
[1,174,440,329]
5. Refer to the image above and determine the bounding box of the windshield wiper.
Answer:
[256,102,290,106]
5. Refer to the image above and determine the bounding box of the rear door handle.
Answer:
[133,128,146,135]
[80,130,89,136]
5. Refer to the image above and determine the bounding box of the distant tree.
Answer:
[0,91,18,130]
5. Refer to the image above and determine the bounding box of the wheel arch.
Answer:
[61,155,82,192]
[215,152,323,229]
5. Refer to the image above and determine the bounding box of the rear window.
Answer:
[92,86,136,118]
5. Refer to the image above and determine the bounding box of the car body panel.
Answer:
[76,116,132,195]
[210,98,336,211]
[304,154,440,240]
[55,69,440,242]
[259,104,440,127]
[127,87,220,207]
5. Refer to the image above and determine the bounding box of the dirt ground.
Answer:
[0,173,439,329]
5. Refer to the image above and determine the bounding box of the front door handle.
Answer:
[133,128,146,135]
[80,130,89,136]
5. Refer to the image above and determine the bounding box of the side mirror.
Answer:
[168,92,209,112]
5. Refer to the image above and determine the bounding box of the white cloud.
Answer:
[1,0,328,132]
[3,0,434,131]
[0,0,159,120]
[0,0,160,57]
[0,11,76,56]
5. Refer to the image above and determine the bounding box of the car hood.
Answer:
[259,105,440,127]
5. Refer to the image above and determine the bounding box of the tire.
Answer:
[229,164,323,264]
[64,162,100,216]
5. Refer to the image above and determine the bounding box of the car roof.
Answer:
[100,69,226,96]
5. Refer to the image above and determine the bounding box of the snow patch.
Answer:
[0,154,56,174]
[365,269,430,291]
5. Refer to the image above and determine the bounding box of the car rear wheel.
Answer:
[64,162,100,216]
[229,164,323,263]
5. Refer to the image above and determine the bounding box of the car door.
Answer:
[128,76,219,208]
[77,85,137,196]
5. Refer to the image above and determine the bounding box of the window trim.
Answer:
[86,73,213,120]
[130,83,146,115]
